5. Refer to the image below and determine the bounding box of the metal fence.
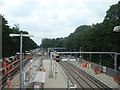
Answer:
[79,59,120,77]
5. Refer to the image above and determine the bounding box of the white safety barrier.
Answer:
[61,58,76,61]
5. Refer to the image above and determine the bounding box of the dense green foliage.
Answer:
[40,1,120,68]
[41,1,120,52]
[1,15,38,58]
[41,38,64,48]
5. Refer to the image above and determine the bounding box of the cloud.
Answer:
[0,0,119,45]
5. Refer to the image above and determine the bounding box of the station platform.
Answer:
[8,56,118,88]
[70,61,118,88]
[8,58,68,88]
[43,59,67,88]
[9,57,42,88]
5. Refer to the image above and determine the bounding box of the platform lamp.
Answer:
[9,33,33,89]
[113,25,120,70]
[113,25,120,32]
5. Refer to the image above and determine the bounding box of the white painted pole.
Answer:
[49,52,53,78]
[114,53,117,70]
[20,33,23,88]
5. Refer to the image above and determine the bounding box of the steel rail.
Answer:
[1,53,35,89]
[59,61,112,89]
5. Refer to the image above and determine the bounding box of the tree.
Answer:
[40,1,120,68]
[1,15,37,58]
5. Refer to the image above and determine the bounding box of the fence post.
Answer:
[114,53,117,70]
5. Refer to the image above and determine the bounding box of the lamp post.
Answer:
[9,33,33,88]
[113,25,120,70]
[113,25,120,89]
[49,52,54,78]
[113,25,120,32]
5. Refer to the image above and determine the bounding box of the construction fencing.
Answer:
[79,59,120,77]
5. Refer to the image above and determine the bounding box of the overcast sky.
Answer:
[0,0,119,45]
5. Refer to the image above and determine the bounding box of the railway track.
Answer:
[1,52,35,90]
[59,61,112,90]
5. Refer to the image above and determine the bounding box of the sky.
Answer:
[0,0,119,45]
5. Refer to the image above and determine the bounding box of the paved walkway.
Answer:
[9,58,68,88]
[70,61,118,88]
[43,59,67,88]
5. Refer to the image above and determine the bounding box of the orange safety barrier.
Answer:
[4,69,7,75]
[40,67,43,71]
[82,63,87,68]
[114,75,120,83]
[7,65,10,71]
[12,65,14,69]
[94,68,101,74]
[3,62,7,67]
[6,78,10,88]
[40,67,46,72]
[43,68,46,72]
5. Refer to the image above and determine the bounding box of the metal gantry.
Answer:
[56,51,118,70]
[48,47,66,54]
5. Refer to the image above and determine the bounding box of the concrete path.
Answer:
[44,59,67,88]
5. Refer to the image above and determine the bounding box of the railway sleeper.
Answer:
[66,62,112,89]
